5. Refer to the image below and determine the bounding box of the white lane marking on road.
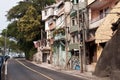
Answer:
[15,59,54,80]
[5,61,8,75]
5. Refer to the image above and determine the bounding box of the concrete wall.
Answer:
[53,43,66,69]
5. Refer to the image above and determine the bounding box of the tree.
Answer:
[6,21,18,39]
[7,0,55,21]
[0,37,5,48]
[17,5,41,41]
[31,0,55,13]
[4,0,55,60]
[0,36,20,53]
[7,1,32,21]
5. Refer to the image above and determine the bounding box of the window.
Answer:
[104,7,109,16]
[72,18,75,26]
[76,34,79,42]
[99,10,104,19]
[71,17,77,26]
[45,10,47,16]
[72,35,75,43]
[99,7,110,19]
[72,0,79,4]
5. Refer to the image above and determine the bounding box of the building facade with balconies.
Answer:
[41,4,56,64]
[68,0,87,70]
[42,1,71,69]
[87,0,119,72]
[52,1,71,69]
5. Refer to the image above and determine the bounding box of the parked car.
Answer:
[4,55,10,61]
[0,56,5,80]
[0,56,4,66]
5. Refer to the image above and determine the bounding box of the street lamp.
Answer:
[4,29,7,56]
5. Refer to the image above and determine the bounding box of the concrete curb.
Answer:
[30,61,99,80]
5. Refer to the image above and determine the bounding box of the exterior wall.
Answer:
[87,0,119,72]
[96,44,103,61]
[90,0,118,26]
[40,4,55,64]
[45,21,49,31]
[53,43,66,69]
[64,2,71,14]
[52,1,71,69]
[69,0,87,70]
[49,21,56,30]
[42,7,54,21]
[88,0,95,5]
[56,15,65,29]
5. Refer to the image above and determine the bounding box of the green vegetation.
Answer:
[1,0,55,60]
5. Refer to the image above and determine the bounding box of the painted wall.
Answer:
[90,0,118,22]
[53,43,66,69]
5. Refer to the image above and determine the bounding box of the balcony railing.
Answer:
[42,8,54,20]
[54,33,65,41]
[40,39,51,50]
[68,43,79,51]
[91,14,106,23]
[70,24,80,33]
[89,16,105,29]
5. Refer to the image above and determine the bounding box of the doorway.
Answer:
[42,53,47,62]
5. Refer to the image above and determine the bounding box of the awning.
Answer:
[95,1,120,43]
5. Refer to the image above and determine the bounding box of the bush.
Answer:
[25,47,36,60]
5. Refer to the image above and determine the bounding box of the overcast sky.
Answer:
[0,0,22,32]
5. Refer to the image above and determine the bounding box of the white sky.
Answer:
[0,0,22,33]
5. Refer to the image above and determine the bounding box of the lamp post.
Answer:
[4,29,7,56]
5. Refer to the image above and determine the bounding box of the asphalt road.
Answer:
[7,59,85,80]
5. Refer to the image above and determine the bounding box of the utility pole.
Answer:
[71,0,88,72]
[65,13,68,70]
[77,0,88,72]
[65,9,69,70]
[81,0,88,72]
[81,11,86,72]
[76,0,84,73]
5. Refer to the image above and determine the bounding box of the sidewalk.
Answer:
[31,61,105,80]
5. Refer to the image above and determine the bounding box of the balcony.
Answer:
[56,15,65,29]
[89,0,113,9]
[68,43,79,51]
[54,33,65,41]
[40,39,51,51]
[89,17,105,29]
[42,8,54,21]
[70,24,80,33]
[54,1,64,16]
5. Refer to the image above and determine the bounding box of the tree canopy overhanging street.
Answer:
[0,0,55,60]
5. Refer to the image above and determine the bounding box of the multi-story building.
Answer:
[87,0,120,72]
[41,0,120,72]
[52,1,71,69]
[69,0,86,70]
[41,4,55,63]
[42,1,71,69]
